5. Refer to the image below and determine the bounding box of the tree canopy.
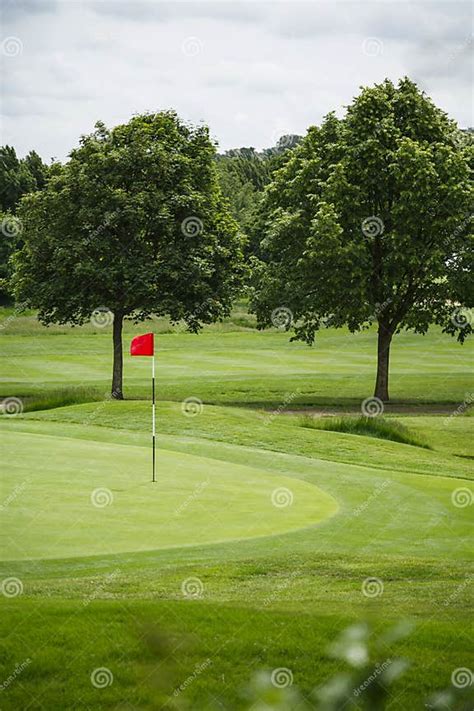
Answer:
[0,147,49,301]
[251,78,473,401]
[216,136,302,259]
[12,111,244,398]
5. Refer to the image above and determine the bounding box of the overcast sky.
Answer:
[1,0,472,161]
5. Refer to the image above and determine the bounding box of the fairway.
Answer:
[2,319,472,406]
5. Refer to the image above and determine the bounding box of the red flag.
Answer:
[130,333,154,356]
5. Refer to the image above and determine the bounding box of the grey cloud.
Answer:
[87,0,264,23]
[1,0,58,22]
[1,0,472,161]
[270,1,472,43]
[407,33,473,86]
[85,0,171,21]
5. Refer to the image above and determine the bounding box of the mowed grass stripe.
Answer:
[1,429,338,561]
[1,325,472,404]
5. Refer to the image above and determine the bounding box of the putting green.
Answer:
[1,430,339,561]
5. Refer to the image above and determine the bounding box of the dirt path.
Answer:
[278,405,461,417]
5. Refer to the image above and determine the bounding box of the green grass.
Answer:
[13,400,471,479]
[1,427,338,561]
[0,309,473,709]
[1,307,473,407]
[20,385,105,412]
[397,414,474,458]
[1,597,471,710]
[299,414,431,448]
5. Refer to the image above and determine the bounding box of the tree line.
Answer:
[1,78,472,401]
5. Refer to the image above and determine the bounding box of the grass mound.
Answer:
[23,386,105,412]
[299,414,431,449]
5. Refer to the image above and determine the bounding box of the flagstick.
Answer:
[152,354,156,483]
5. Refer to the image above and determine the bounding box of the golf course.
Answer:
[0,309,472,709]
[1,33,473,705]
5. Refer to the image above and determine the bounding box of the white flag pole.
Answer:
[152,353,156,483]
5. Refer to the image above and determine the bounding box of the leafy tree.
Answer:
[217,138,302,259]
[0,146,35,212]
[218,147,271,191]
[0,146,48,212]
[217,156,261,243]
[262,134,302,157]
[23,150,49,191]
[0,147,49,301]
[0,213,17,303]
[12,112,244,398]
[252,78,473,401]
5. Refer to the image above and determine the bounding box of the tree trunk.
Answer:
[112,311,124,400]
[374,324,392,402]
